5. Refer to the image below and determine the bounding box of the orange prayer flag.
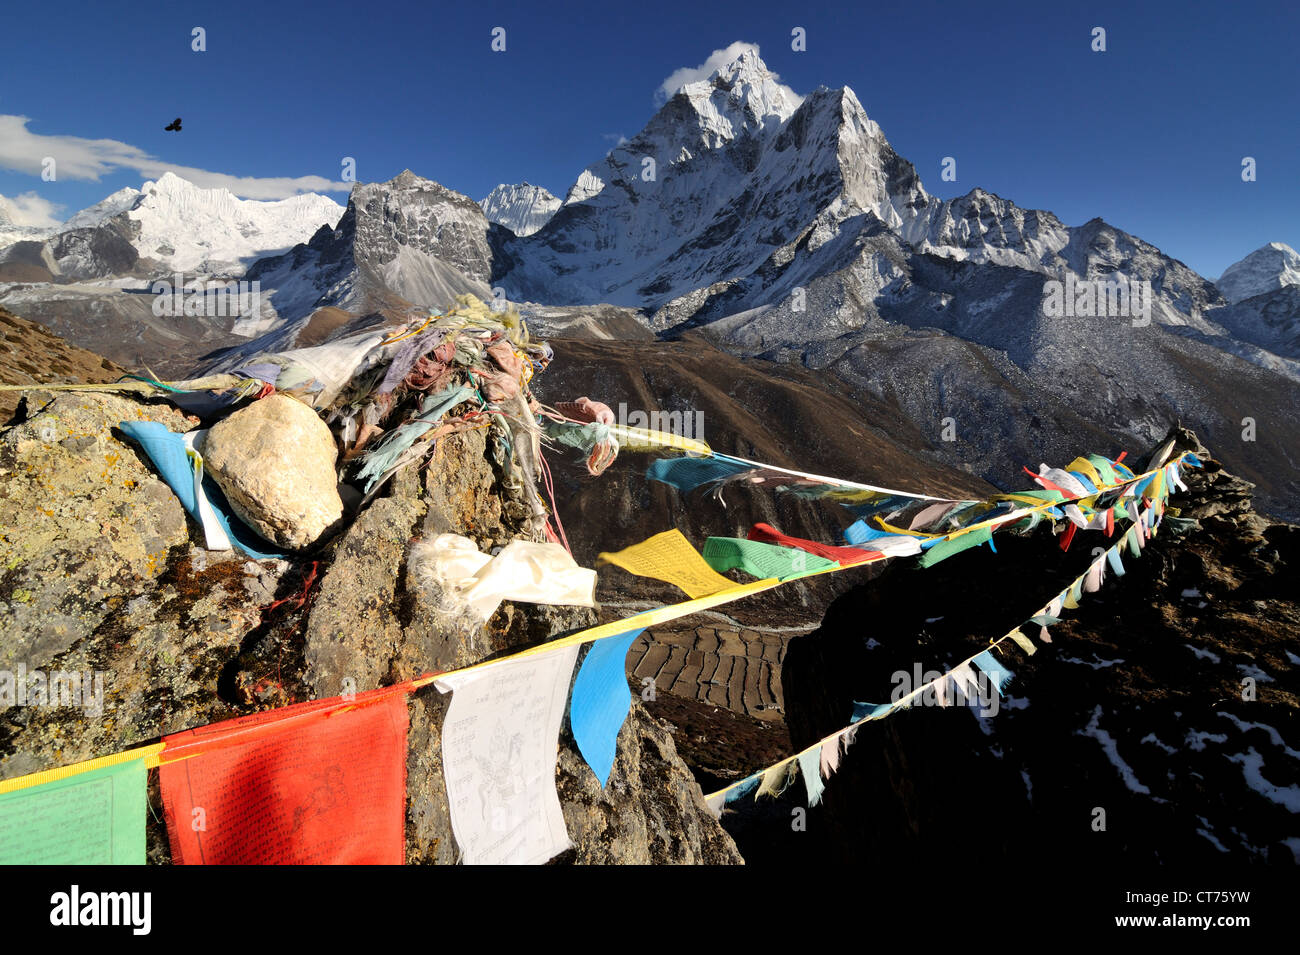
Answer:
[159,684,412,865]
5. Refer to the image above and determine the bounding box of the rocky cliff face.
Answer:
[0,385,740,864]
[720,428,1300,866]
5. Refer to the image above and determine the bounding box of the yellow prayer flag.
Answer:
[597,529,735,599]
[1006,629,1037,656]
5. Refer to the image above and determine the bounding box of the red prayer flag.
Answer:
[159,684,412,865]
[747,523,883,565]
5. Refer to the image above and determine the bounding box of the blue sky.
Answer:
[0,0,1295,278]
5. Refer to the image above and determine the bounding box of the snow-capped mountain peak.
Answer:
[1216,242,1300,303]
[123,172,345,271]
[479,182,561,236]
[61,186,142,230]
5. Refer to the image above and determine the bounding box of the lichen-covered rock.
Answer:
[200,394,344,549]
[0,389,292,781]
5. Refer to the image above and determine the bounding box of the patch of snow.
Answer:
[1075,706,1151,795]
[1237,663,1275,684]
[1224,748,1300,812]
[1185,643,1221,663]
[1140,733,1177,755]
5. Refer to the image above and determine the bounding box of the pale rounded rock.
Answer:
[200,394,343,549]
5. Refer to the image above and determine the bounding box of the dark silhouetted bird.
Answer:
[164,118,182,132]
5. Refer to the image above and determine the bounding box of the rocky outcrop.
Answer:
[201,394,344,549]
[0,385,740,864]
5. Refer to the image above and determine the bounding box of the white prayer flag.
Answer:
[435,646,580,864]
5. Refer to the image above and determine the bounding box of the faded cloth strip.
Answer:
[597,529,735,599]
[0,757,148,864]
[435,647,579,864]
[377,327,449,394]
[702,536,837,581]
[356,383,475,491]
[569,628,645,787]
[159,684,411,864]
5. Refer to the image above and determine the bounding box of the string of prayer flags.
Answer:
[569,628,646,787]
[747,522,883,565]
[597,529,736,598]
[0,751,155,864]
[702,536,837,581]
[435,648,579,865]
[159,684,412,864]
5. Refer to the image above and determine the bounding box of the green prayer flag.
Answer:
[0,758,148,864]
[918,526,993,568]
[701,537,836,580]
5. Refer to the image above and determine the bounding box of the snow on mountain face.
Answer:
[124,172,344,272]
[0,195,60,248]
[61,187,142,231]
[1216,242,1300,303]
[479,183,560,236]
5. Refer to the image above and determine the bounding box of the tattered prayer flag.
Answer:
[917,526,993,568]
[756,758,798,799]
[798,750,825,807]
[570,628,645,787]
[1083,559,1105,593]
[702,536,836,581]
[1106,546,1126,577]
[159,685,411,864]
[950,663,982,704]
[704,792,726,819]
[820,737,842,778]
[723,774,761,808]
[1085,454,1118,487]
[850,701,894,722]
[0,758,148,864]
[747,523,882,565]
[436,648,579,865]
[971,650,1015,696]
[1006,629,1037,656]
[645,456,753,494]
[597,529,735,598]
[933,673,954,708]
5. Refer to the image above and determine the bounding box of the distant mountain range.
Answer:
[1,51,1297,518]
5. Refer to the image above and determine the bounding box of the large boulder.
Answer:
[200,394,344,549]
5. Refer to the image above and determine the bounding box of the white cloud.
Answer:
[0,191,65,228]
[654,41,798,105]
[0,115,349,199]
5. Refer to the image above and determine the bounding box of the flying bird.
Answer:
[164,118,182,132]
